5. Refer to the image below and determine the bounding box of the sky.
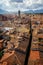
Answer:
[0,0,43,12]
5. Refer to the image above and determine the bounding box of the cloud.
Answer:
[10,0,23,2]
[0,0,43,12]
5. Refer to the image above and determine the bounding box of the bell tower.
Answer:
[18,10,21,18]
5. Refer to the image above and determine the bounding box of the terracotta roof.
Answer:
[30,50,40,60]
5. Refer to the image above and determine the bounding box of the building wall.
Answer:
[0,15,8,21]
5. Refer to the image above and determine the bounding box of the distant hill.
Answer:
[24,9,43,14]
[23,10,34,14]
[34,9,43,13]
[0,9,8,14]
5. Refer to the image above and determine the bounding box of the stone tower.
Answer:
[18,10,21,18]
